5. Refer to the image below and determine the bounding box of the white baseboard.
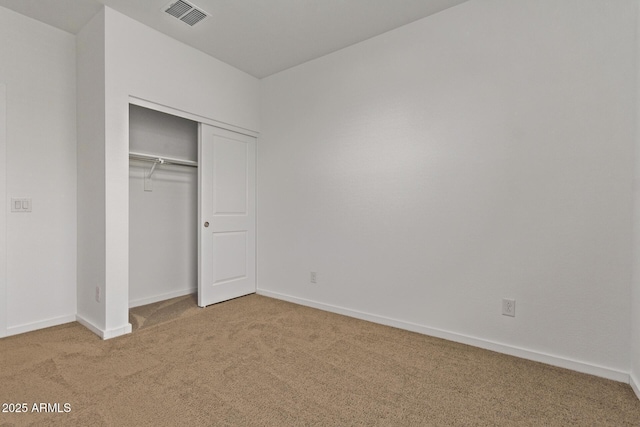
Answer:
[631,372,640,401]
[103,323,132,340]
[76,314,132,340]
[75,314,102,337]
[5,314,76,337]
[257,289,630,384]
[129,288,196,308]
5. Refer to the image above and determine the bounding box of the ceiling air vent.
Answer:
[163,0,209,26]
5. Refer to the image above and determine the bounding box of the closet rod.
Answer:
[129,151,198,168]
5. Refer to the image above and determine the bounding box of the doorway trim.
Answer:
[129,96,258,139]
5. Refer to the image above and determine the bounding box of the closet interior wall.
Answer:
[129,104,198,307]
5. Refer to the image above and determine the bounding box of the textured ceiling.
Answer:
[0,0,469,78]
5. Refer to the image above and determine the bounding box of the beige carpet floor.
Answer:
[1,294,639,426]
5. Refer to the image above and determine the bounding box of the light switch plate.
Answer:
[11,198,31,212]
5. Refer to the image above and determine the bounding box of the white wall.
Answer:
[0,6,77,336]
[632,0,640,399]
[0,83,6,337]
[258,0,637,380]
[129,105,197,307]
[76,8,106,334]
[76,6,259,338]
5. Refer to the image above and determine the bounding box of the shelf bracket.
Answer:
[144,158,164,192]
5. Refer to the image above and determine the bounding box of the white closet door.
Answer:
[198,124,256,307]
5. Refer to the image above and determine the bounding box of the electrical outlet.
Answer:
[502,298,515,317]
[95,286,101,303]
[310,272,317,284]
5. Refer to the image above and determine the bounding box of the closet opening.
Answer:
[128,104,199,309]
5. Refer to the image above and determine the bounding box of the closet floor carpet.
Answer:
[1,294,639,426]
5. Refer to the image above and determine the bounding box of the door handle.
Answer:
[204,222,209,227]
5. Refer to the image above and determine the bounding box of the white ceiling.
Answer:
[0,0,468,78]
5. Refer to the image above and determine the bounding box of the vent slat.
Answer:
[180,9,207,26]
[163,0,208,27]
[165,0,192,18]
